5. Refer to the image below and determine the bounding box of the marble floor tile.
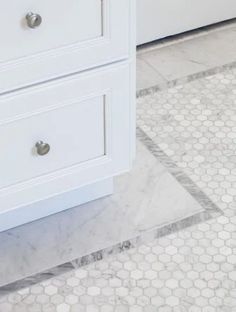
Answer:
[136,58,166,91]
[137,18,236,56]
[137,66,236,213]
[1,23,236,312]
[139,43,207,82]
[139,26,236,82]
[0,60,234,312]
[0,139,207,289]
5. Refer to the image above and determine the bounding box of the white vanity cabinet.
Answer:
[0,0,136,232]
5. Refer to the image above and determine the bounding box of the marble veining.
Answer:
[0,135,215,293]
[0,57,231,297]
[137,60,236,98]
[0,42,236,311]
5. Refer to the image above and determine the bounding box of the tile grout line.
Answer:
[138,56,168,82]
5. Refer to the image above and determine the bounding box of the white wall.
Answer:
[137,0,236,45]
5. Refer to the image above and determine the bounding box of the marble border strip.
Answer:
[0,213,220,296]
[0,130,222,296]
[136,60,236,98]
[137,127,222,217]
[0,66,225,296]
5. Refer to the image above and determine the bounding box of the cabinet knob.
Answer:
[35,141,50,156]
[26,12,42,29]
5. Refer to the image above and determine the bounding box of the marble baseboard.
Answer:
[0,128,220,294]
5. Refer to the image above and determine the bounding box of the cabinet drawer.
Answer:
[0,0,134,94]
[0,62,134,198]
[0,97,105,189]
[0,0,102,62]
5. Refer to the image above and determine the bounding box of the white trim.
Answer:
[0,0,130,94]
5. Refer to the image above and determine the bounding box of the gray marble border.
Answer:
[137,60,236,98]
[137,127,221,217]
[0,65,225,296]
[0,130,221,296]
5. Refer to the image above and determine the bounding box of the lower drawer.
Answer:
[0,61,135,210]
[0,96,105,188]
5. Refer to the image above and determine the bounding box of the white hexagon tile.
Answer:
[0,66,236,311]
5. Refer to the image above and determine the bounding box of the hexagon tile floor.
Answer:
[1,65,236,311]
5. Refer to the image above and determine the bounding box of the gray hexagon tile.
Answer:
[0,218,235,312]
[137,67,236,215]
[0,66,236,311]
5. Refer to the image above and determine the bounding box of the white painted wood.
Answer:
[0,97,105,189]
[129,0,137,160]
[0,61,134,214]
[0,0,102,62]
[137,0,236,45]
[0,0,136,231]
[0,178,113,233]
[0,0,131,94]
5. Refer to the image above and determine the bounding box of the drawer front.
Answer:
[0,97,105,189]
[0,62,134,201]
[0,0,102,62]
[0,0,134,94]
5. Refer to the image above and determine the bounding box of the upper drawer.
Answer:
[0,0,102,63]
[0,0,135,94]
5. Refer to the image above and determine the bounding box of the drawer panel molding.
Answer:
[0,0,103,63]
[0,63,134,213]
[0,0,134,94]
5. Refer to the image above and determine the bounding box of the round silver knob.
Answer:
[35,141,50,156]
[26,12,42,29]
